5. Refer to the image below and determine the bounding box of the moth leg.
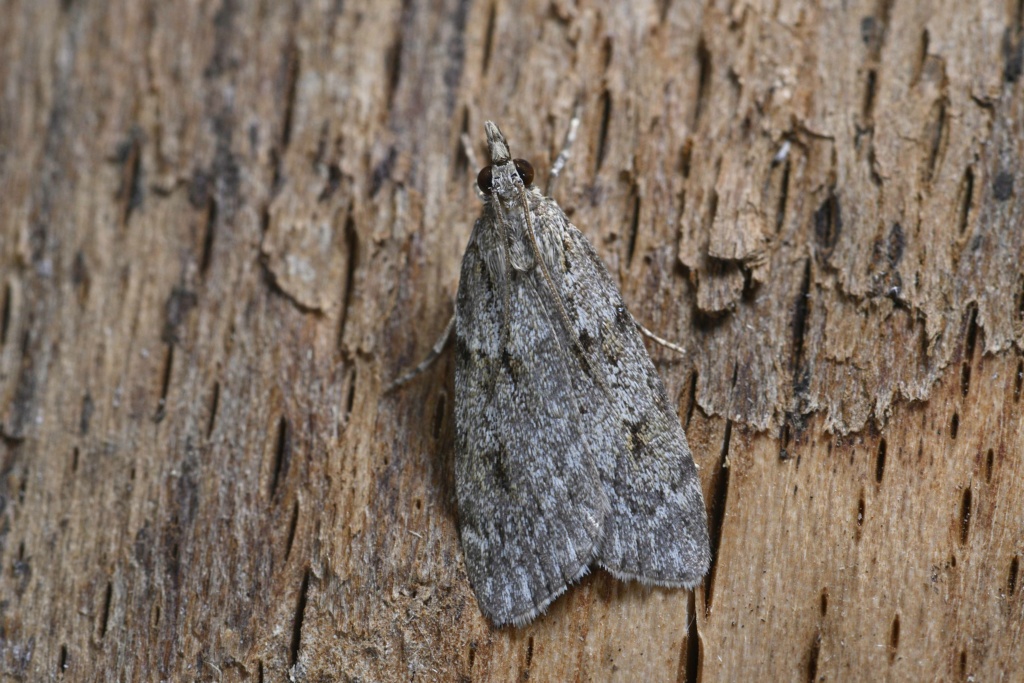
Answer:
[546,103,582,196]
[636,322,687,357]
[385,314,455,392]
[461,132,488,201]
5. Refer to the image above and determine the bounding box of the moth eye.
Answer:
[477,165,493,194]
[513,159,534,187]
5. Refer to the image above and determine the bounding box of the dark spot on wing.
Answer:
[578,355,596,380]
[626,490,662,516]
[487,446,513,493]
[617,452,666,515]
[578,328,594,352]
[480,260,495,294]
[455,336,472,364]
[647,373,671,412]
[500,348,524,384]
[624,415,650,455]
[615,305,631,331]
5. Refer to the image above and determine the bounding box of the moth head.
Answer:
[479,120,535,202]
[477,158,534,196]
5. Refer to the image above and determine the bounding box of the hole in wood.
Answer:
[338,212,359,353]
[344,367,358,424]
[964,304,979,359]
[594,90,612,173]
[118,137,143,226]
[71,251,89,304]
[626,189,641,269]
[432,392,447,440]
[318,163,343,203]
[1017,273,1024,321]
[683,370,698,430]
[684,589,700,683]
[807,633,821,683]
[679,138,693,179]
[1014,359,1022,403]
[775,155,791,234]
[80,392,94,435]
[950,412,959,440]
[855,493,866,541]
[285,500,300,562]
[791,259,813,375]
[279,42,300,151]
[452,107,470,176]
[959,487,972,545]
[707,189,719,236]
[290,568,311,666]
[98,580,113,640]
[884,614,901,663]
[924,98,948,183]
[155,344,175,422]
[383,28,403,112]
[260,202,272,236]
[986,448,994,482]
[916,29,930,80]
[481,2,496,74]
[0,281,11,347]
[875,438,887,484]
[811,188,843,254]
[957,166,974,234]
[1008,556,1019,597]
[704,420,732,612]
[862,69,877,119]
[270,416,290,500]
[207,381,220,438]
[200,197,217,276]
[693,38,711,126]
[779,422,792,461]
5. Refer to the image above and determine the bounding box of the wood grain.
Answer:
[0,0,1021,680]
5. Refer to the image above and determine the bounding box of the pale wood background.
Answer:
[1,0,1022,680]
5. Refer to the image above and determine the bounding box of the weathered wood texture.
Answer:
[1,0,1022,680]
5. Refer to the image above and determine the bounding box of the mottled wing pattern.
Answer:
[532,198,712,587]
[454,221,610,627]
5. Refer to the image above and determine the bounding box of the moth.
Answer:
[448,121,711,626]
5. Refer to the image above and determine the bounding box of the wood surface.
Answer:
[1,0,1022,680]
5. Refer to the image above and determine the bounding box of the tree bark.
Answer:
[1,0,1021,680]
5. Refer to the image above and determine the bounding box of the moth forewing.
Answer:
[452,121,710,627]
